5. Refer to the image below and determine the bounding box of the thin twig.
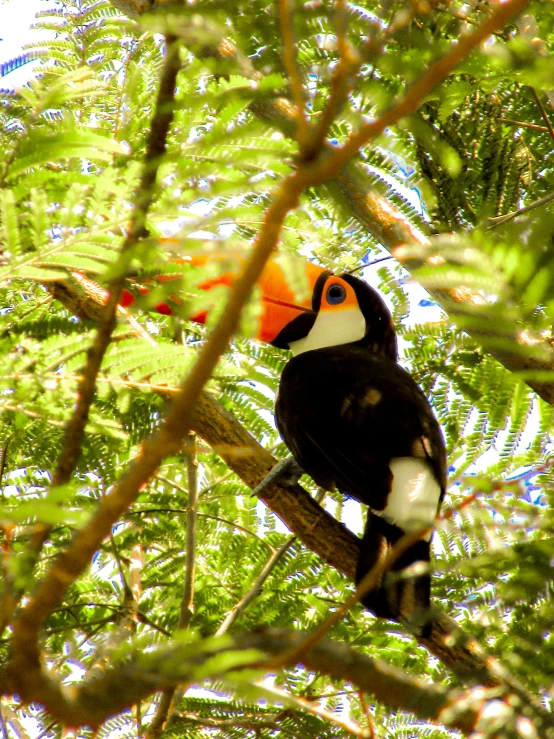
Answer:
[306,0,531,186]
[217,489,326,634]
[345,255,394,275]
[174,712,282,730]
[149,457,205,739]
[440,493,478,521]
[145,692,174,739]
[0,401,65,427]
[110,533,130,596]
[499,117,549,132]
[0,704,8,739]
[256,683,369,737]
[180,433,198,631]
[80,541,138,687]
[155,471,228,499]
[433,5,512,40]
[128,508,274,552]
[216,534,296,635]
[52,600,171,637]
[357,691,375,739]
[34,720,56,739]
[147,434,201,739]
[487,189,554,228]
[529,87,554,143]
[0,439,9,500]
[278,0,309,147]
[112,33,150,143]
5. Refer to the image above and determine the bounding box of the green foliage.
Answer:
[0,0,553,737]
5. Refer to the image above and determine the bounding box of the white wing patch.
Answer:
[288,307,366,356]
[375,457,441,540]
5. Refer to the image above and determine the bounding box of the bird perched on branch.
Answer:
[124,252,446,633]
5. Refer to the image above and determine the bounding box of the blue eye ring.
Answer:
[326,283,347,305]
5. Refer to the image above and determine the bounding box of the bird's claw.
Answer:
[251,457,304,496]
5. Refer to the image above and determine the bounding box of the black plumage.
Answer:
[273,274,446,632]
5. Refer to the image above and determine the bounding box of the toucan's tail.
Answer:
[355,513,432,636]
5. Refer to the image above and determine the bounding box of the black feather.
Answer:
[275,343,445,631]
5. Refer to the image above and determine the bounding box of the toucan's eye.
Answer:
[326,283,347,305]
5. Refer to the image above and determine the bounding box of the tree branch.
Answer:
[3,629,550,736]
[113,0,554,411]
[180,433,199,631]
[46,267,515,689]
[216,534,296,636]
[277,0,309,148]
[53,34,182,489]
[7,42,329,712]
[5,32,183,702]
[307,0,531,183]
[6,0,543,719]
[0,34,183,639]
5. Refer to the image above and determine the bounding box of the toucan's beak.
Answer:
[120,251,327,347]
[187,253,326,346]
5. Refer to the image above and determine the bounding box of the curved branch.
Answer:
[6,56,323,712]
[6,0,545,722]
[3,629,550,736]
[309,0,531,181]
[44,271,507,687]
[112,0,554,410]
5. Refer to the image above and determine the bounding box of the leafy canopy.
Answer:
[0,1,553,737]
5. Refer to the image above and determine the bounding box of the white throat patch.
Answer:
[288,307,366,356]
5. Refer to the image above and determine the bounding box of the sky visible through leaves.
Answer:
[1,1,553,735]
[0,0,544,574]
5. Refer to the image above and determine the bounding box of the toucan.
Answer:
[123,252,447,631]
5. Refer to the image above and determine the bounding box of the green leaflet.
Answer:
[1,0,554,736]
[0,190,22,257]
[6,130,127,180]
